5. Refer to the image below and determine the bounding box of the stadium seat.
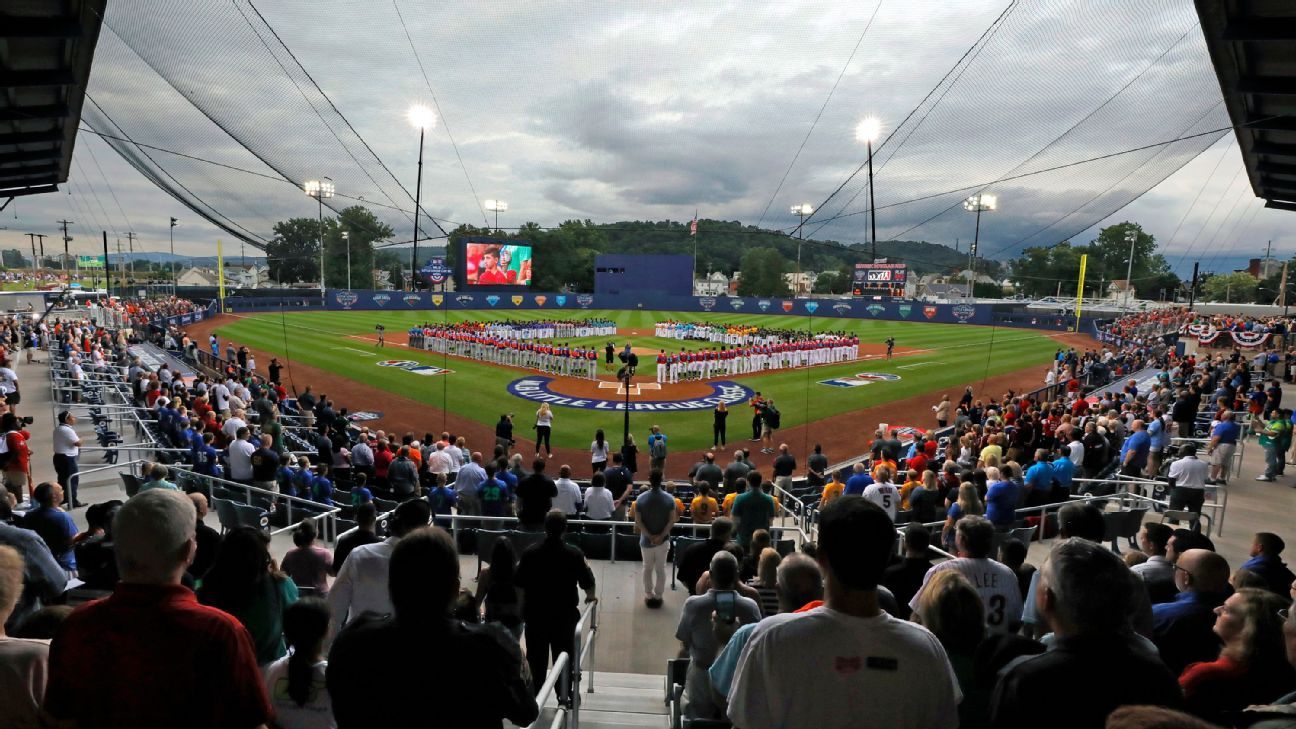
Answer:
[119,472,142,498]
[211,497,240,534]
[232,503,269,530]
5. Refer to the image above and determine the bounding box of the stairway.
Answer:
[514,671,669,729]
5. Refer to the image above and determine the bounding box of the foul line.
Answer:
[332,346,377,356]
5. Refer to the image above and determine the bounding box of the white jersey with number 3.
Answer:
[908,558,1023,634]
[861,483,899,521]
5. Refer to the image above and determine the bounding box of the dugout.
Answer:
[594,254,693,297]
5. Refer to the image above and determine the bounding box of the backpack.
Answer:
[650,437,667,460]
[765,406,781,429]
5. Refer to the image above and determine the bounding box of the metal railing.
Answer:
[526,599,599,729]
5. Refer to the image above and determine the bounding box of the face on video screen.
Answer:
[465,243,532,286]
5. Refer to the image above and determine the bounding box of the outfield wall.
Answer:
[217,290,1103,333]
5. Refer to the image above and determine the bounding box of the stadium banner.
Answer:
[226,290,1091,332]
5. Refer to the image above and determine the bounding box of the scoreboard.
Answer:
[851,263,908,297]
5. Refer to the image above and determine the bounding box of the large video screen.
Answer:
[464,240,533,287]
[851,262,907,297]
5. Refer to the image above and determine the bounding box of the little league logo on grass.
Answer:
[376,360,453,376]
[818,372,902,388]
[507,377,753,411]
[347,411,384,422]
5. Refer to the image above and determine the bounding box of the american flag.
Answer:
[689,218,697,236]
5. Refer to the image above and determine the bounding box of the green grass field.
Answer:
[213,309,1062,450]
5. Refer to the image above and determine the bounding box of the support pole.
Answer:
[103,231,111,296]
[1073,254,1087,332]
[1188,262,1199,312]
[217,239,226,313]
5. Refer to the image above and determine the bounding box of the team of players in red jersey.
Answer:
[654,335,860,383]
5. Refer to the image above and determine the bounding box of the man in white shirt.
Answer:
[211,381,231,416]
[551,464,582,516]
[226,428,257,483]
[861,464,899,521]
[727,496,961,729]
[583,472,615,520]
[908,515,1022,634]
[1068,431,1085,468]
[221,409,248,441]
[52,411,83,508]
[1166,442,1210,519]
[327,499,430,645]
[426,442,453,479]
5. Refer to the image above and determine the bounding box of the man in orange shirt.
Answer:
[690,483,719,524]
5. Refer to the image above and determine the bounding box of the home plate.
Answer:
[597,381,662,396]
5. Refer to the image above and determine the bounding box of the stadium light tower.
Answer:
[304,178,334,295]
[855,117,883,262]
[407,104,437,291]
[1123,227,1138,314]
[342,230,351,290]
[791,204,813,296]
[962,193,997,300]
[484,199,508,232]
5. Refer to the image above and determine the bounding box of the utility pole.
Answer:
[34,234,45,267]
[25,233,37,287]
[1123,227,1137,314]
[169,217,178,295]
[103,231,111,295]
[1281,260,1290,316]
[124,231,137,282]
[1188,262,1199,311]
[57,220,73,278]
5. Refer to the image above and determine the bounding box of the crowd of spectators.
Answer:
[5,305,1296,728]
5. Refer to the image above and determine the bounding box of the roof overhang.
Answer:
[0,0,106,200]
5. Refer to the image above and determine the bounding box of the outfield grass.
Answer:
[214,309,1061,450]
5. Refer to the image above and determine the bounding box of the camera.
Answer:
[20,416,33,426]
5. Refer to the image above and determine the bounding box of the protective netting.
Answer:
[81,0,1228,254]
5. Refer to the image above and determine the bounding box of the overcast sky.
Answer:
[2,0,1289,276]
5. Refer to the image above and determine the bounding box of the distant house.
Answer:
[226,265,271,289]
[783,271,816,295]
[694,271,729,296]
[176,267,219,287]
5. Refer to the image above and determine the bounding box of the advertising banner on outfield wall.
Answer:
[223,291,1095,333]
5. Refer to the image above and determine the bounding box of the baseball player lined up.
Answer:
[407,325,601,380]
[654,336,858,384]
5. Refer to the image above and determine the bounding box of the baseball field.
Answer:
[198,309,1074,468]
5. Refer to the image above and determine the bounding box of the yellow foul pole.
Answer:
[1073,253,1087,332]
[217,239,226,313]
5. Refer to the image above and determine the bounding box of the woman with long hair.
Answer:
[621,433,639,475]
[941,484,984,551]
[911,571,994,729]
[263,597,334,728]
[534,404,553,459]
[475,538,523,639]
[713,401,728,450]
[590,428,609,477]
[1180,587,1296,723]
[746,547,782,618]
[197,526,300,667]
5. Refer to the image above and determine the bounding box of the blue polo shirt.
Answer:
[1025,462,1054,493]
[844,472,874,496]
[1151,589,1222,632]
[985,479,1021,526]
[1121,430,1151,470]
[1212,420,1241,445]
[1051,456,1075,490]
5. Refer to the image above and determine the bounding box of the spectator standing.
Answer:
[984,466,1021,527]
[42,489,273,728]
[250,434,281,494]
[635,469,678,608]
[386,446,418,498]
[327,527,538,728]
[862,464,899,521]
[327,500,430,644]
[552,465,582,517]
[989,539,1182,727]
[454,451,487,516]
[722,450,750,494]
[263,598,334,729]
[188,493,222,580]
[515,459,558,530]
[516,511,597,697]
[909,516,1021,634]
[770,444,796,493]
[1240,532,1296,596]
[281,519,333,597]
[1,413,31,504]
[603,454,634,519]
[647,426,668,472]
[620,434,639,476]
[330,503,379,577]
[691,452,723,491]
[881,523,935,620]
[197,526,300,666]
[495,413,514,455]
[806,444,829,490]
[759,399,780,454]
[727,496,961,729]
[1167,443,1210,518]
[731,472,775,549]
[51,411,82,508]
[1258,410,1291,482]
[689,483,718,525]
[582,473,615,521]
[713,401,728,450]
[590,429,610,476]
[0,544,49,729]
[1207,410,1241,484]
[1120,419,1151,478]
[676,551,762,720]
[227,427,256,484]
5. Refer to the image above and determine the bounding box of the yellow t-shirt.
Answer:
[899,480,922,509]
[979,444,1003,464]
[821,480,844,506]
[690,496,718,524]
[722,491,738,516]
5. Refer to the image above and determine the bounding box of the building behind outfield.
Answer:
[594,254,693,297]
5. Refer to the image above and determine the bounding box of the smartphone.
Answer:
[715,590,737,624]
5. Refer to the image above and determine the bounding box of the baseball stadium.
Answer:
[4,2,1296,729]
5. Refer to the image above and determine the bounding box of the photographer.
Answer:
[495,413,515,455]
[53,411,83,509]
[0,412,32,504]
